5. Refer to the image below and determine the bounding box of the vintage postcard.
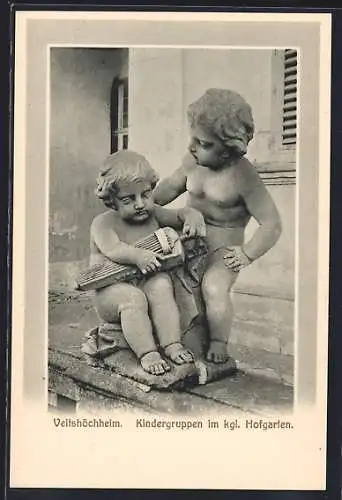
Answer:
[10,10,331,490]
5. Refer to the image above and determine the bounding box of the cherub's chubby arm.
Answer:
[224,162,282,271]
[91,214,162,274]
[240,162,282,261]
[153,153,195,206]
[154,205,206,239]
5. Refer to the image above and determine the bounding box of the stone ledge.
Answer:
[48,349,238,415]
[48,348,293,415]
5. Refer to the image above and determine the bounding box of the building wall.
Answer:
[128,49,185,180]
[49,48,128,262]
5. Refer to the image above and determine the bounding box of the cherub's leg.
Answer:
[143,273,194,365]
[201,255,239,363]
[94,283,170,375]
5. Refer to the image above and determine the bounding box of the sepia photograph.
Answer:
[48,45,296,416]
[10,11,331,489]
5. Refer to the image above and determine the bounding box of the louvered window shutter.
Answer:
[282,49,297,147]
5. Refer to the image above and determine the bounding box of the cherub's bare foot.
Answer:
[164,342,194,365]
[206,340,229,364]
[140,351,171,375]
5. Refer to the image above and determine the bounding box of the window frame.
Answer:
[111,77,129,152]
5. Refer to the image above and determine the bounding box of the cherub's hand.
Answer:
[182,208,206,239]
[135,249,162,275]
[223,246,252,272]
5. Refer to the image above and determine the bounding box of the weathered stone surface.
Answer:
[49,369,81,401]
[78,388,141,413]
[230,344,294,386]
[103,350,199,390]
[48,347,293,415]
[100,328,237,389]
[48,348,234,414]
[188,371,293,416]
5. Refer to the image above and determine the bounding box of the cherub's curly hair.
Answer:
[95,150,159,209]
[187,88,254,157]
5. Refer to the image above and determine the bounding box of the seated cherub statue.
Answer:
[83,150,206,376]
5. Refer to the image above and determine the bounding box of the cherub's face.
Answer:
[188,125,228,169]
[114,180,154,223]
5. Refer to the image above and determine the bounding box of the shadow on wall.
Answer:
[49,47,128,262]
